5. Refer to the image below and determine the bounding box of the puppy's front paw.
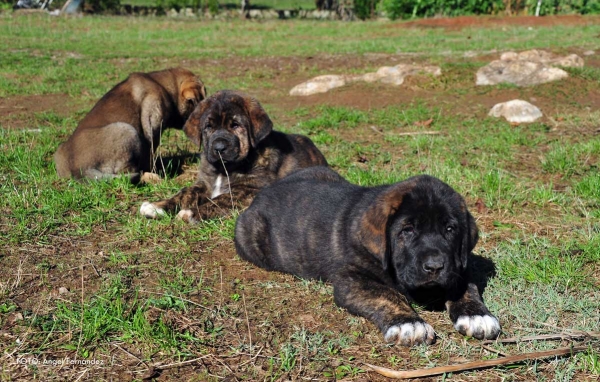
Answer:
[384,321,435,346]
[454,315,501,340]
[176,209,198,224]
[140,202,165,219]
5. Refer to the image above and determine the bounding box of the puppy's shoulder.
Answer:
[287,166,345,183]
[116,72,165,103]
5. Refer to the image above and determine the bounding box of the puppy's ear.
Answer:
[181,79,207,107]
[459,209,479,271]
[356,180,415,267]
[183,100,209,147]
[243,97,273,147]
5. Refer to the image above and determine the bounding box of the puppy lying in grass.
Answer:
[54,67,206,182]
[235,166,501,346]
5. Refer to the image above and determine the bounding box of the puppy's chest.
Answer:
[209,174,229,199]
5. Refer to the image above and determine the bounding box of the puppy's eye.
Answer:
[400,225,414,235]
[446,226,455,233]
[231,122,242,129]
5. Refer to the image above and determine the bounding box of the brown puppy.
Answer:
[54,67,206,182]
[139,90,327,223]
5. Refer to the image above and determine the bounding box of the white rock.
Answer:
[291,64,441,96]
[489,99,543,123]
[477,50,583,87]
[477,60,569,86]
[289,75,348,96]
[551,54,584,68]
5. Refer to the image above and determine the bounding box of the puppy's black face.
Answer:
[386,179,474,292]
[183,90,273,167]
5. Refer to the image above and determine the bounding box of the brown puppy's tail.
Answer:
[54,142,72,178]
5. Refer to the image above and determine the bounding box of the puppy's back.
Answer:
[234,167,356,279]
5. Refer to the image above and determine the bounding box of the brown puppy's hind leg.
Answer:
[85,122,146,181]
[55,122,146,181]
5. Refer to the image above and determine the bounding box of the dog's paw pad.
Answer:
[140,202,165,219]
[176,209,198,224]
[384,322,435,346]
[454,315,501,340]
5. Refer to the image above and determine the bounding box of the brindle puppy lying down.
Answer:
[235,166,501,346]
[54,67,206,182]
[140,90,327,223]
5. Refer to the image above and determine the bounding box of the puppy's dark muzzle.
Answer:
[422,258,445,276]
[213,139,227,155]
[208,135,238,164]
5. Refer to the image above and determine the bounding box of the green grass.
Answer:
[1,15,600,97]
[1,13,599,382]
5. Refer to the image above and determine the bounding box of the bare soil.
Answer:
[0,94,77,129]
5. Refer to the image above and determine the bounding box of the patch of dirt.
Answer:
[0,94,78,129]
[398,14,600,30]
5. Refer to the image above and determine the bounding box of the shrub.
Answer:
[376,0,599,20]
[354,0,379,19]
[525,0,600,15]
[379,0,504,20]
[85,0,121,13]
[156,0,202,12]
[207,0,218,14]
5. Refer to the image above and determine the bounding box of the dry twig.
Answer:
[483,331,600,344]
[397,131,441,136]
[365,346,589,379]
[370,125,385,135]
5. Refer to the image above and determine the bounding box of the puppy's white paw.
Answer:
[384,321,435,346]
[176,209,198,224]
[454,315,501,340]
[140,202,165,219]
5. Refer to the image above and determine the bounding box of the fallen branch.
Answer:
[365,346,589,379]
[483,331,600,344]
[397,131,441,136]
[370,125,385,135]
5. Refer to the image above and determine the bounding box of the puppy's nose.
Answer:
[423,259,444,274]
[213,140,227,154]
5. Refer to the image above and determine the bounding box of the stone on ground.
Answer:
[289,74,349,96]
[290,64,441,96]
[488,99,543,123]
[477,49,584,87]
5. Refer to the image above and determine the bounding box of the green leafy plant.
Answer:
[207,0,218,13]
[354,0,379,19]
[85,0,121,13]
[379,0,505,20]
